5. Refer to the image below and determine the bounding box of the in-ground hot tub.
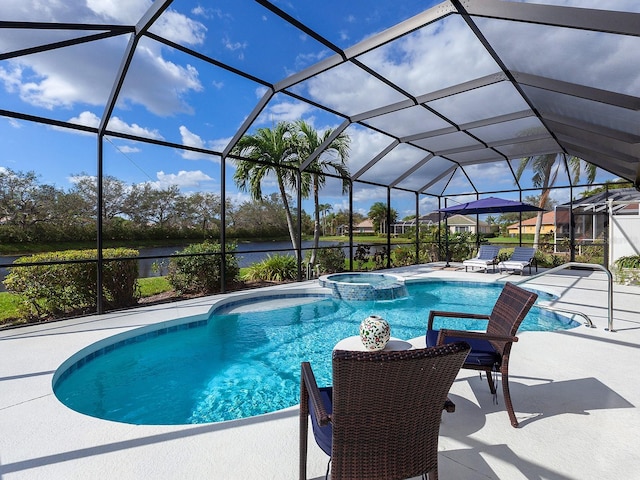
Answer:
[319,272,408,301]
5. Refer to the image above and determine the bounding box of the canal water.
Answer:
[0,240,358,291]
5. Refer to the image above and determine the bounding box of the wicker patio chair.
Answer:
[426,282,538,427]
[299,342,470,480]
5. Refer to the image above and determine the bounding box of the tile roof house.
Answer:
[446,214,491,235]
[390,213,491,235]
[507,211,555,236]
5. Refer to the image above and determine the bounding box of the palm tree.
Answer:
[318,203,332,235]
[293,120,350,265]
[232,122,309,251]
[516,153,597,247]
[368,201,398,234]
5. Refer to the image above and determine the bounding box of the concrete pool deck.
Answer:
[1,264,639,479]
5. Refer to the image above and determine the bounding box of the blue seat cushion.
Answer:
[308,386,333,456]
[426,329,501,367]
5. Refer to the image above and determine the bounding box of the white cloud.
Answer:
[0,0,205,117]
[179,125,207,160]
[7,118,22,129]
[226,190,252,207]
[418,196,439,214]
[344,127,393,174]
[68,111,101,128]
[475,17,640,97]
[191,6,233,21]
[461,162,516,192]
[256,100,313,125]
[123,42,204,116]
[151,10,207,46]
[0,65,23,93]
[68,174,94,185]
[153,169,213,189]
[306,62,406,117]
[180,125,206,150]
[303,16,499,120]
[86,0,148,23]
[255,86,269,98]
[66,111,164,140]
[111,116,163,139]
[352,185,386,204]
[222,35,247,60]
[209,136,232,153]
[192,6,206,17]
[292,50,330,72]
[117,145,141,154]
[179,125,226,160]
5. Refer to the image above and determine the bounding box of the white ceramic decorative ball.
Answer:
[359,315,391,351]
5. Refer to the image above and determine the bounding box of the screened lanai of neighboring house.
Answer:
[1,1,639,312]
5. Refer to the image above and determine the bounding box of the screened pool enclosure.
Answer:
[1,0,639,315]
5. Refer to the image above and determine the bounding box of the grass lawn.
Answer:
[0,277,175,327]
[0,292,23,324]
[489,236,534,244]
[321,235,412,244]
[138,276,172,297]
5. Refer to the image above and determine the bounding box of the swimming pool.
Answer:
[53,281,579,425]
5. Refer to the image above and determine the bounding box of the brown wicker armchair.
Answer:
[426,282,538,427]
[300,342,470,480]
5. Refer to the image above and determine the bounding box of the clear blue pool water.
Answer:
[54,281,579,425]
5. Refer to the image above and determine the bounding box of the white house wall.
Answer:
[610,215,640,265]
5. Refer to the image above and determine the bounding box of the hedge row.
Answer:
[3,248,139,318]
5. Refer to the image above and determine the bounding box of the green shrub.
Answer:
[575,243,605,265]
[373,247,388,269]
[391,245,416,267]
[613,255,640,285]
[3,248,139,318]
[243,254,297,282]
[417,241,439,263]
[316,245,346,274]
[614,255,640,269]
[444,233,474,262]
[166,241,239,294]
[497,247,513,262]
[533,249,548,266]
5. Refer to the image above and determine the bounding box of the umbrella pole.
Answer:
[445,215,450,267]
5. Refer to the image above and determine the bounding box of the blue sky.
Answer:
[0,0,627,222]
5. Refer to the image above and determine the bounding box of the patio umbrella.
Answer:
[436,196,544,267]
[437,196,544,217]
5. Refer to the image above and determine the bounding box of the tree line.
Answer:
[0,120,359,251]
[0,168,305,245]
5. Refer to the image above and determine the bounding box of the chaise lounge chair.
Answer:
[498,246,537,275]
[462,244,501,273]
[426,282,538,427]
[300,342,470,480]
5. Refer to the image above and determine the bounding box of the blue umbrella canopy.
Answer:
[437,196,544,217]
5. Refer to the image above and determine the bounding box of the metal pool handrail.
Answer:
[514,262,615,332]
[535,303,595,329]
